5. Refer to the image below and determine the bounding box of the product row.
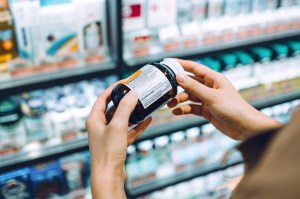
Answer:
[194,40,300,90]
[123,0,300,31]
[0,100,298,199]
[138,164,244,199]
[0,151,91,199]
[125,98,299,189]
[0,0,110,80]
[0,75,118,158]
[123,1,300,59]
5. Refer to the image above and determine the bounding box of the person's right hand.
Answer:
[168,59,282,141]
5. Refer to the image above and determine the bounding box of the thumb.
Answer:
[176,72,213,101]
[110,90,138,129]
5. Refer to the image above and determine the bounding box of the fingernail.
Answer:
[177,72,186,84]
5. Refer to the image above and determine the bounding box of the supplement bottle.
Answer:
[111,58,184,124]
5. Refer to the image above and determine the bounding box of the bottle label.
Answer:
[123,64,172,109]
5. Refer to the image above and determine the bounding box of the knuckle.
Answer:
[85,117,93,130]
[109,120,123,130]
[188,80,198,93]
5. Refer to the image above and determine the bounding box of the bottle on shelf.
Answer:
[136,140,158,185]
[21,95,51,148]
[0,98,26,157]
[50,98,78,142]
[170,131,188,172]
[154,136,175,179]
[126,145,141,188]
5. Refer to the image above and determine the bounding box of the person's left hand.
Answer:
[86,82,152,197]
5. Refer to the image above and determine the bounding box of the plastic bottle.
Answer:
[111,59,184,124]
[21,96,50,144]
[0,98,26,156]
[137,140,158,184]
[154,136,175,178]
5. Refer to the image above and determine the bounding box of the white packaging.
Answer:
[147,0,177,28]
[191,0,208,21]
[73,0,108,61]
[207,0,225,18]
[123,0,146,32]
[177,0,192,24]
[10,0,44,64]
[224,0,241,16]
[252,0,266,12]
[159,24,180,43]
[40,2,78,59]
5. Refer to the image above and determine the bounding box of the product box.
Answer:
[0,8,18,76]
[123,0,146,32]
[39,0,79,66]
[60,153,87,198]
[159,25,180,51]
[10,0,43,65]
[29,161,65,199]
[147,0,177,28]
[73,0,108,64]
[0,0,7,9]
[127,29,151,56]
[0,168,33,199]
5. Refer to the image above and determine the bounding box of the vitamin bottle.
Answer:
[111,58,184,124]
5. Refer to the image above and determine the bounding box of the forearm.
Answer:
[91,169,126,199]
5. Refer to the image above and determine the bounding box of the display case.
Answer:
[1,0,300,198]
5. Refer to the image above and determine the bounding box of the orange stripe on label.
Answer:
[121,69,142,84]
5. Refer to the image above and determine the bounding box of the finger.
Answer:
[176,72,213,101]
[175,59,217,79]
[168,92,201,108]
[110,90,139,129]
[127,117,152,146]
[173,104,203,116]
[89,81,122,124]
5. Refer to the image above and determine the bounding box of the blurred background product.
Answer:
[1,0,300,198]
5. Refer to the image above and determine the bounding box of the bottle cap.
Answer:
[0,99,18,114]
[171,131,185,143]
[250,47,273,62]
[202,57,222,72]
[186,127,200,138]
[217,53,238,70]
[235,51,254,65]
[137,140,153,151]
[154,136,169,148]
[162,58,184,75]
[127,145,136,155]
[286,40,300,55]
[270,43,289,59]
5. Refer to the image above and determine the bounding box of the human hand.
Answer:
[86,82,152,198]
[168,59,282,140]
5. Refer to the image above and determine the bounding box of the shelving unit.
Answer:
[1,0,300,198]
[124,29,300,67]
[1,75,300,172]
[0,61,117,95]
[126,153,243,198]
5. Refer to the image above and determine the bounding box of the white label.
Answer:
[125,65,172,109]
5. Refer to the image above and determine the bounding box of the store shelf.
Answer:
[0,61,116,94]
[124,29,300,67]
[138,117,207,142]
[0,136,89,172]
[1,77,300,173]
[126,153,243,198]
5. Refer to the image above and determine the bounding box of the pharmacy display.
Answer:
[122,0,300,63]
[0,0,109,80]
[0,95,298,199]
[0,75,118,157]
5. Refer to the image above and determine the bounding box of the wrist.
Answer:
[91,167,126,198]
[241,106,283,140]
